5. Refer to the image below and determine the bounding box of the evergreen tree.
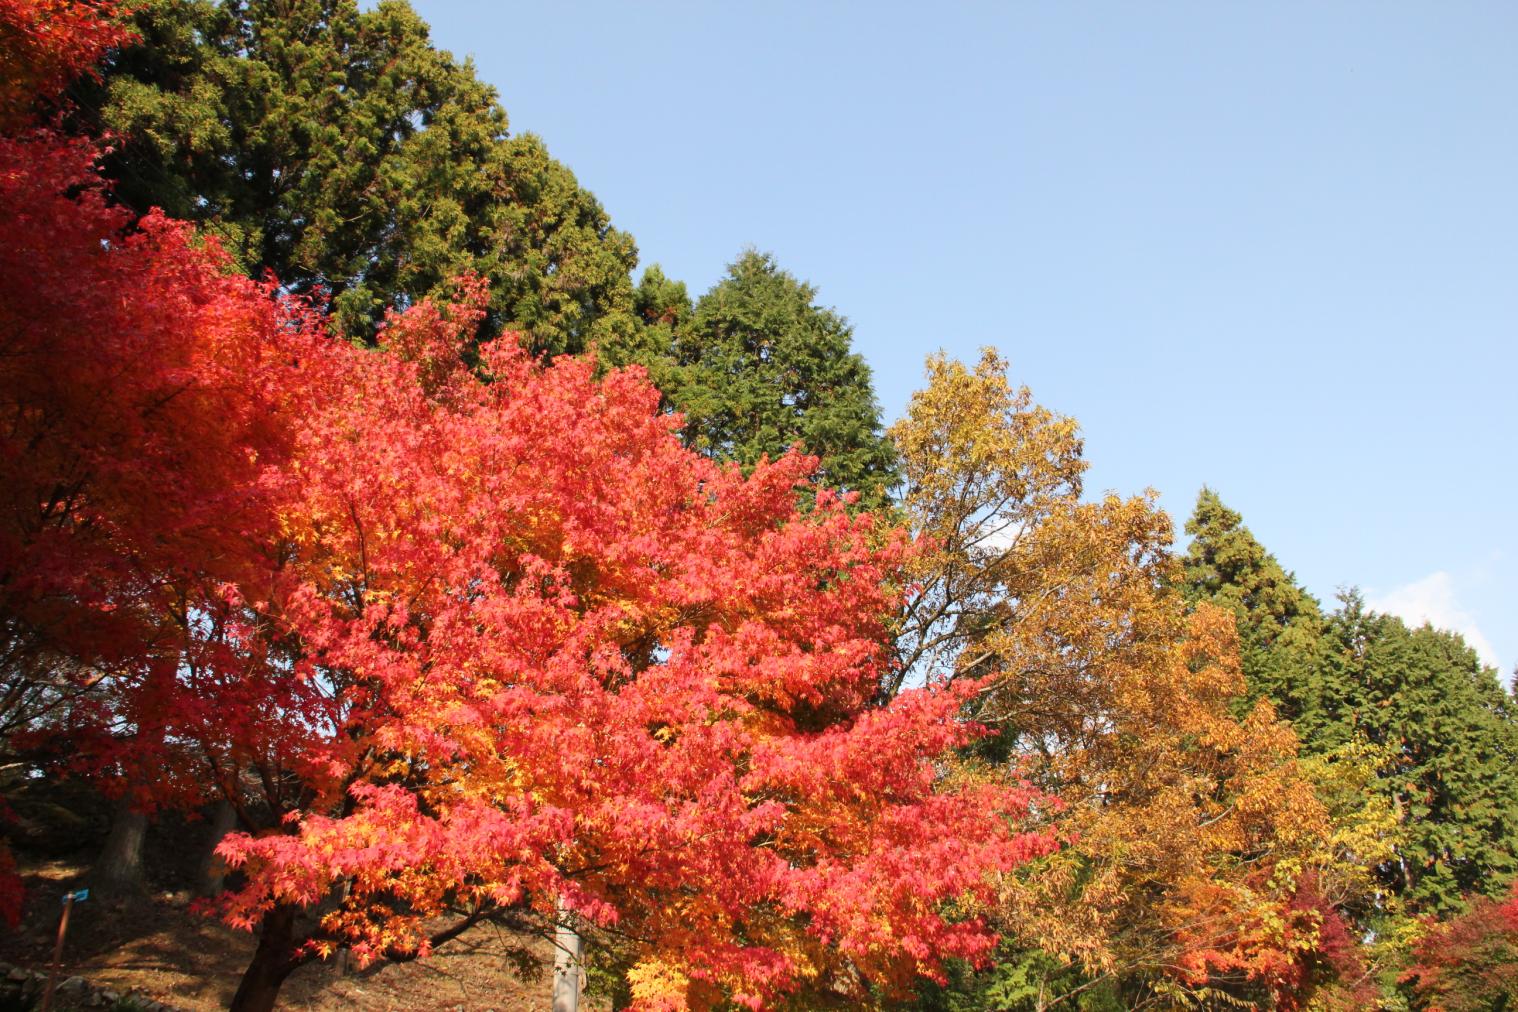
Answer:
[73,6,907,507]
[1181,488,1340,736]
[607,263,694,400]
[1326,593,1518,913]
[665,250,898,509]
[1182,490,1518,915]
[73,0,639,351]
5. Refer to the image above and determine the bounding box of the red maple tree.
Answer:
[1,12,1059,1007]
[2,31,1056,1012]
[0,122,327,922]
[0,0,130,130]
[1404,883,1518,1011]
[1,152,1055,1003]
[197,281,1054,1010]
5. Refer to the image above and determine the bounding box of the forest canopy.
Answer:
[1,2,1513,1011]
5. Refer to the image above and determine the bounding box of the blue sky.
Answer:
[410,1,1516,675]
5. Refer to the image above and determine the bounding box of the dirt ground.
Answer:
[0,856,584,1011]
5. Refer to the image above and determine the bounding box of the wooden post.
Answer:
[39,889,85,1012]
[551,896,583,1012]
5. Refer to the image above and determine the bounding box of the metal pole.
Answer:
[39,892,77,1012]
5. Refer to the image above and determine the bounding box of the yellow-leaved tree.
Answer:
[889,350,1396,1009]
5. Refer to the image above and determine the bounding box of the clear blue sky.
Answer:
[410,1,1516,675]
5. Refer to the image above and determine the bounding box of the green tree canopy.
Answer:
[605,262,693,398]
[1182,489,1518,915]
[75,0,639,352]
[1182,487,1339,733]
[654,250,899,510]
[1326,594,1518,913]
[72,5,907,508]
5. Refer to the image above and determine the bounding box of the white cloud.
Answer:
[1367,571,1501,670]
[974,517,1026,555]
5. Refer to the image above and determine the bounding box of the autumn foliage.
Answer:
[890,350,1386,1006]
[193,279,1054,1008]
[7,5,1516,1011]
[1403,882,1518,1011]
[0,125,325,937]
[0,132,316,700]
[0,0,129,129]
[0,25,1056,1002]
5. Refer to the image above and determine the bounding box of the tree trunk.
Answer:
[196,799,237,897]
[94,795,147,897]
[552,897,584,1012]
[229,903,300,1012]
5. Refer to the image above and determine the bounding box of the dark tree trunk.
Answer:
[196,798,237,897]
[94,795,147,897]
[229,903,301,1012]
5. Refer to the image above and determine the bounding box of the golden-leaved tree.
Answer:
[889,350,1395,1009]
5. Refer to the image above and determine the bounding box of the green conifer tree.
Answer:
[606,263,694,401]
[1181,487,1338,736]
[667,250,899,510]
[1326,594,1518,913]
[75,7,906,508]
[74,0,639,352]
[1182,489,1518,914]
